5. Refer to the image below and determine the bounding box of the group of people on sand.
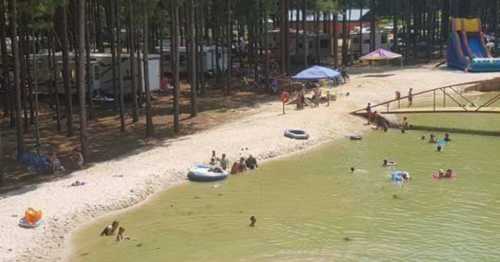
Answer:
[209,150,258,175]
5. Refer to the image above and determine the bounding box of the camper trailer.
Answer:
[92,53,160,96]
[158,43,229,74]
[34,52,160,97]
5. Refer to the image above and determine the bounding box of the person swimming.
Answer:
[383,160,397,167]
[437,145,442,152]
[249,216,256,227]
[350,167,355,173]
[445,169,453,178]
[429,134,436,143]
[444,133,451,142]
[437,169,445,178]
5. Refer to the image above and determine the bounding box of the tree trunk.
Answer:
[171,0,180,133]
[49,34,62,132]
[32,34,40,154]
[189,0,198,116]
[315,12,320,64]
[280,0,288,74]
[302,0,308,67]
[333,12,338,67]
[143,1,154,137]
[78,0,88,163]
[9,0,24,157]
[20,33,29,131]
[359,2,364,56]
[62,1,74,136]
[341,4,348,65]
[109,0,118,110]
[225,0,231,97]
[370,0,376,52]
[0,0,8,119]
[115,0,126,132]
[392,0,398,51]
[128,0,138,122]
[96,0,104,52]
[195,3,206,97]
[86,1,94,120]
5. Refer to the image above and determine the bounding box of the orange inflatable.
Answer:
[24,208,42,225]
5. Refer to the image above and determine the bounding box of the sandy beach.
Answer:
[0,65,498,262]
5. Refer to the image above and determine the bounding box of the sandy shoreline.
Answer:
[0,65,498,262]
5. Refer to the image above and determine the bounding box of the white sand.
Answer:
[0,66,497,261]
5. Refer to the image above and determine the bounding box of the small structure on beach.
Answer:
[292,66,341,81]
[359,48,403,66]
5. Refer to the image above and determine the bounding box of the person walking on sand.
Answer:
[408,88,413,107]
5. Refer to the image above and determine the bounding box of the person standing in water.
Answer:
[429,134,436,143]
[219,154,229,170]
[444,133,451,142]
[408,88,413,107]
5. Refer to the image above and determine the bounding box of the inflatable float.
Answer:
[391,171,410,183]
[187,164,229,182]
[284,129,309,140]
[19,208,43,228]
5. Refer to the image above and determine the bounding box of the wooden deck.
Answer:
[351,80,500,116]
[380,107,500,114]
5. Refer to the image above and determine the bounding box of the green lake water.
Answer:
[71,94,500,262]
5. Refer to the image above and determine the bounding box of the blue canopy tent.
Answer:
[292,66,341,81]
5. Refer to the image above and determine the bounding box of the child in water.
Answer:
[383,160,397,167]
[249,216,256,227]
